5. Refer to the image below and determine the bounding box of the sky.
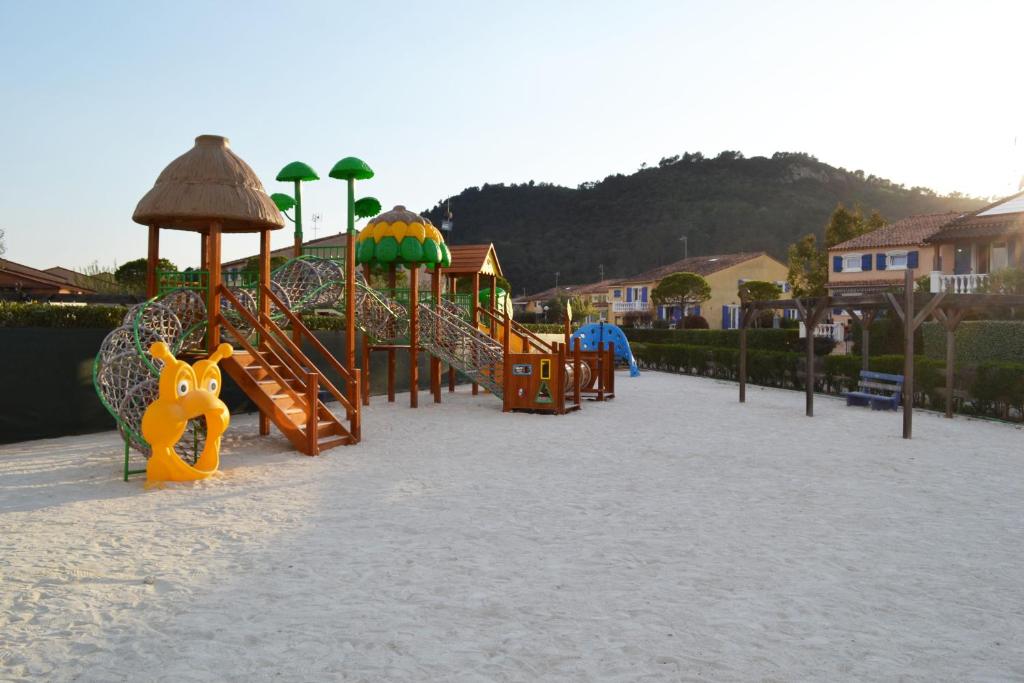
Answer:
[1,0,1023,271]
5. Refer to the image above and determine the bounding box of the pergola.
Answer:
[738,269,1024,438]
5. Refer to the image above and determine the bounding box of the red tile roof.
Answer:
[830,212,961,251]
[613,252,768,284]
[926,191,1024,242]
[1,259,92,292]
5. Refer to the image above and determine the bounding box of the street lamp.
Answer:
[543,305,549,323]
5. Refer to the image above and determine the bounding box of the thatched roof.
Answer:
[133,135,285,233]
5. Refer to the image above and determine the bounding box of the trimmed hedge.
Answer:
[822,354,945,404]
[0,301,127,329]
[520,323,577,334]
[972,361,1024,419]
[625,328,798,352]
[922,320,1024,364]
[633,342,801,388]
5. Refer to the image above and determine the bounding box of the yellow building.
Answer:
[607,252,790,329]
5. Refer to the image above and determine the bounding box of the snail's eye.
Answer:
[207,379,218,393]
[177,380,190,396]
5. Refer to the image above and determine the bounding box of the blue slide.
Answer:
[570,322,640,377]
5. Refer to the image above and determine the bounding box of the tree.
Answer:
[738,280,783,327]
[568,294,597,321]
[115,257,178,292]
[824,204,885,248]
[243,255,288,273]
[0,228,5,257]
[787,205,887,298]
[651,272,712,316]
[786,234,828,297]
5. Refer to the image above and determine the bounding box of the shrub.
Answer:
[300,314,344,331]
[972,361,1024,420]
[822,354,945,405]
[632,342,801,388]
[520,323,576,334]
[0,301,127,329]
[682,315,708,329]
[624,328,798,352]
[922,320,1024,364]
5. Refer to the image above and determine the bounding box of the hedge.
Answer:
[520,323,577,334]
[922,320,1024,364]
[0,301,128,329]
[822,354,945,404]
[972,361,1024,419]
[633,342,801,388]
[625,328,798,352]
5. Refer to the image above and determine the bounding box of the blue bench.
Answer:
[844,370,904,411]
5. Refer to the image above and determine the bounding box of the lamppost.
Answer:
[543,305,549,323]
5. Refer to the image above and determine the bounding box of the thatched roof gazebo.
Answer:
[132,134,285,350]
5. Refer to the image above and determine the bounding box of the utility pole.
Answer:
[598,263,604,281]
[555,271,560,288]
[680,235,688,259]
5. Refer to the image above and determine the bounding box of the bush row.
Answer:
[922,320,1024,364]
[822,354,946,404]
[633,342,802,388]
[0,301,128,329]
[973,361,1024,419]
[625,327,799,352]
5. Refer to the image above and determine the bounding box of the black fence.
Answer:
[0,328,448,445]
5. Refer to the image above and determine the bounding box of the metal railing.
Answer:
[157,270,209,295]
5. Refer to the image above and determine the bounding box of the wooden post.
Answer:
[258,229,271,436]
[306,371,319,455]
[409,264,419,408]
[146,225,159,298]
[573,337,582,407]
[489,274,497,340]
[471,273,480,395]
[360,263,373,403]
[739,303,748,403]
[606,341,615,397]
[351,369,361,442]
[795,296,829,418]
[448,275,457,392]
[933,307,965,420]
[345,229,356,378]
[596,341,605,402]
[902,268,914,440]
[206,223,222,352]
[387,265,397,402]
[501,312,511,413]
[431,267,442,403]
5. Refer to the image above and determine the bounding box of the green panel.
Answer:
[302,245,346,262]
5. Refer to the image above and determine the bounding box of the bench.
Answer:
[844,370,904,411]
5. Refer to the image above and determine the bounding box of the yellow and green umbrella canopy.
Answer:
[355,205,450,267]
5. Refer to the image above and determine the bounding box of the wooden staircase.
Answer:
[218,285,360,455]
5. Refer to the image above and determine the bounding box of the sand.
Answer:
[2,372,1022,681]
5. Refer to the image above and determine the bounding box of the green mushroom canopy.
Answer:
[354,205,449,268]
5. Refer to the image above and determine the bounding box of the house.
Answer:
[606,252,790,329]
[924,192,1024,293]
[826,212,961,296]
[514,280,615,320]
[0,259,96,297]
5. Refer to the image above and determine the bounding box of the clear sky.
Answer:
[2,0,1022,271]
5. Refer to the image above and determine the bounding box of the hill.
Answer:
[422,152,985,294]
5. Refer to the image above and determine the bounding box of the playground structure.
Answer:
[141,342,232,486]
[93,134,627,480]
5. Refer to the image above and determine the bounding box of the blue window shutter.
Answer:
[833,255,843,272]
[862,254,873,271]
[876,253,887,271]
[641,287,648,303]
[908,251,919,268]
[693,305,700,316]
[626,288,632,303]
[722,306,731,329]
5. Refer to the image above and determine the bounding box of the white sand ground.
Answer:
[1,372,1022,682]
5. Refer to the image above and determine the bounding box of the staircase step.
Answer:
[318,436,353,450]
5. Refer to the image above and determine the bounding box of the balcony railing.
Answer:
[929,271,989,294]
[799,322,844,341]
[612,301,650,312]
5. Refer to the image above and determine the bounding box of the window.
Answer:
[613,289,621,298]
[992,242,1009,272]
[842,254,863,272]
[886,251,909,270]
